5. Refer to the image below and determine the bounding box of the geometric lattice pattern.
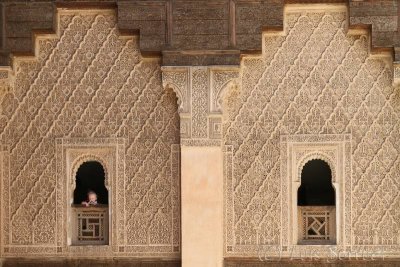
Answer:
[76,207,107,244]
[223,5,400,256]
[0,9,180,256]
[78,214,105,242]
[302,209,331,241]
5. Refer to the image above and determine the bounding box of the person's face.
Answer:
[88,193,97,202]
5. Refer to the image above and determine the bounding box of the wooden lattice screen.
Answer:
[71,205,109,245]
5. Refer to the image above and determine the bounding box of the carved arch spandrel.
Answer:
[161,67,190,114]
[161,66,239,145]
[210,69,240,114]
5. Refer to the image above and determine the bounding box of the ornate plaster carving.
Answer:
[297,151,337,183]
[0,69,12,104]
[70,154,110,190]
[394,63,400,85]
[223,4,400,258]
[56,138,124,255]
[0,8,181,257]
[162,66,239,146]
[281,134,351,250]
[161,67,190,114]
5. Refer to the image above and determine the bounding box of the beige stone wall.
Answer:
[0,2,399,264]
[223,4,400,257]
[0,8,180,257]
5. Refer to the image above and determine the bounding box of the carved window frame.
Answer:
[70,155,109,246]
[297,156,336,245]
[56,138,125,255]
[280,134,352,250]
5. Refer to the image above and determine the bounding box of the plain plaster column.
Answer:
[181,146,224,267]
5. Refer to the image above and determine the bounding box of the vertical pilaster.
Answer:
[162,66,239,267]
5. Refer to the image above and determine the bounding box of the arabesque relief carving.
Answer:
[0,2,399,262]
[281,134,351,250]
[0,8,180,257]
[223,4,400,257]
[162,66,239,146]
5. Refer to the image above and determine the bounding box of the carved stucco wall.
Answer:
[162,66,239,146]
[224,4,400,257]
[0,8,180,257]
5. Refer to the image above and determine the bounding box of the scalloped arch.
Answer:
[164,83,183,112]
[297,152,336,183]
[70,154,109,192]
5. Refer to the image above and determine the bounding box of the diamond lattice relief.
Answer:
[223,6,400,256]
[0,9,180,256]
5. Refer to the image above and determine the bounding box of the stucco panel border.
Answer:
[280,134,352,252]
[55,138,126,256]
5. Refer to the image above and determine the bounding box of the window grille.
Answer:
[303,210,330,240]
[298,206,335,244]
[72,205,108,245]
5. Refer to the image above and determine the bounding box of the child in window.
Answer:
[81,190,98,206]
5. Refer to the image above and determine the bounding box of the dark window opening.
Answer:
[73,161,108,205]
[297,159,335,206]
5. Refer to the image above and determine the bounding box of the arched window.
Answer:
[297,159,336,244]
[71,161,109,245]
[73,161,108,205]
[298,159,335,206]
